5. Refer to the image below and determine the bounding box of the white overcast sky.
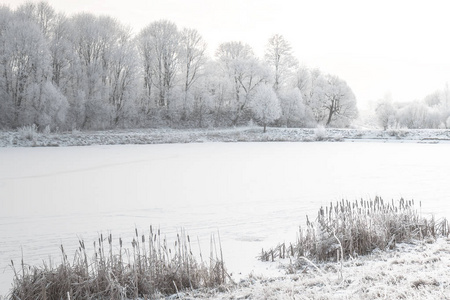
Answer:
[2,0,450,109]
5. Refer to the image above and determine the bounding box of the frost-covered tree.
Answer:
[290,67,359,127]
[0,6,14,127]
[108,29,141,126]
[291,66,318,126]
[264,34,298,92]
[24,81,68,127]
[190,76,214,127]
[216,42,270,125]
[425,107,443,129]
[179,28,207,120]
[5,18,50,125]
[63,14,139,128]
[322,75,358,127]
[375,95,396,130]
[383,84,450,129]
[49,14,74,88]
[0,2,364,130]
[421,85,450,128]
[305,69,328,124]
[250,84,281,132]
[201,60,232,127]
[424,90,442,107]
[66,13,112,128]
[443,83,450,110]
[216,41,248,124]
[278,88,305,127]
[234,58,271,121]
[137,20,180,113]
[293,66,311,99]
[397,102,429,129]
[0,9,68,128]
[15,1,57,38]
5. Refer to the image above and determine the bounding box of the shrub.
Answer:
[386,127,408,138]
[260,197,449,263]
[42,124,51,135]
[17,124,38,141]
[9,227,227,299]
[314,125,327,141]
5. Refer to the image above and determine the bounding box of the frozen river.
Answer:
[1,142,450,295]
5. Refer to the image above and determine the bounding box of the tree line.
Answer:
[0,2,358,131]
[375,84,450,130]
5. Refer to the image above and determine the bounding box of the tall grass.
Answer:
[9,227,227,299]
[260,197,449,262]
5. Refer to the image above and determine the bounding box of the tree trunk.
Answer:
[263,123,267,133]
[326,100,335,126]
[326,110,333,126]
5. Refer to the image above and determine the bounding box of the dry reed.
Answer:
[260,197,449,263]
[9,227,227,299]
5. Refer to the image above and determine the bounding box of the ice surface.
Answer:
[1,142,450,295]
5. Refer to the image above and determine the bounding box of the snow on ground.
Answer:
[1,131,450,297]
[1,127,450,147]
[180,238,450,299]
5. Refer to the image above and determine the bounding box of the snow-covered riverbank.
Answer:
[176,238,450,300]
[1,127,450,147]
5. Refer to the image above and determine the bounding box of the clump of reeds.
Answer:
[260,197,449,263]
[9,227,227,299]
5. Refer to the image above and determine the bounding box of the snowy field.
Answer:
[1,141,450,296]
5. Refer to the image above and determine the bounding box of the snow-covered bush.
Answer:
[18,124,38,141]
[314,125,327,141]
[42,125,51,135]
[386,127,408,138]
[375,97,396,130]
